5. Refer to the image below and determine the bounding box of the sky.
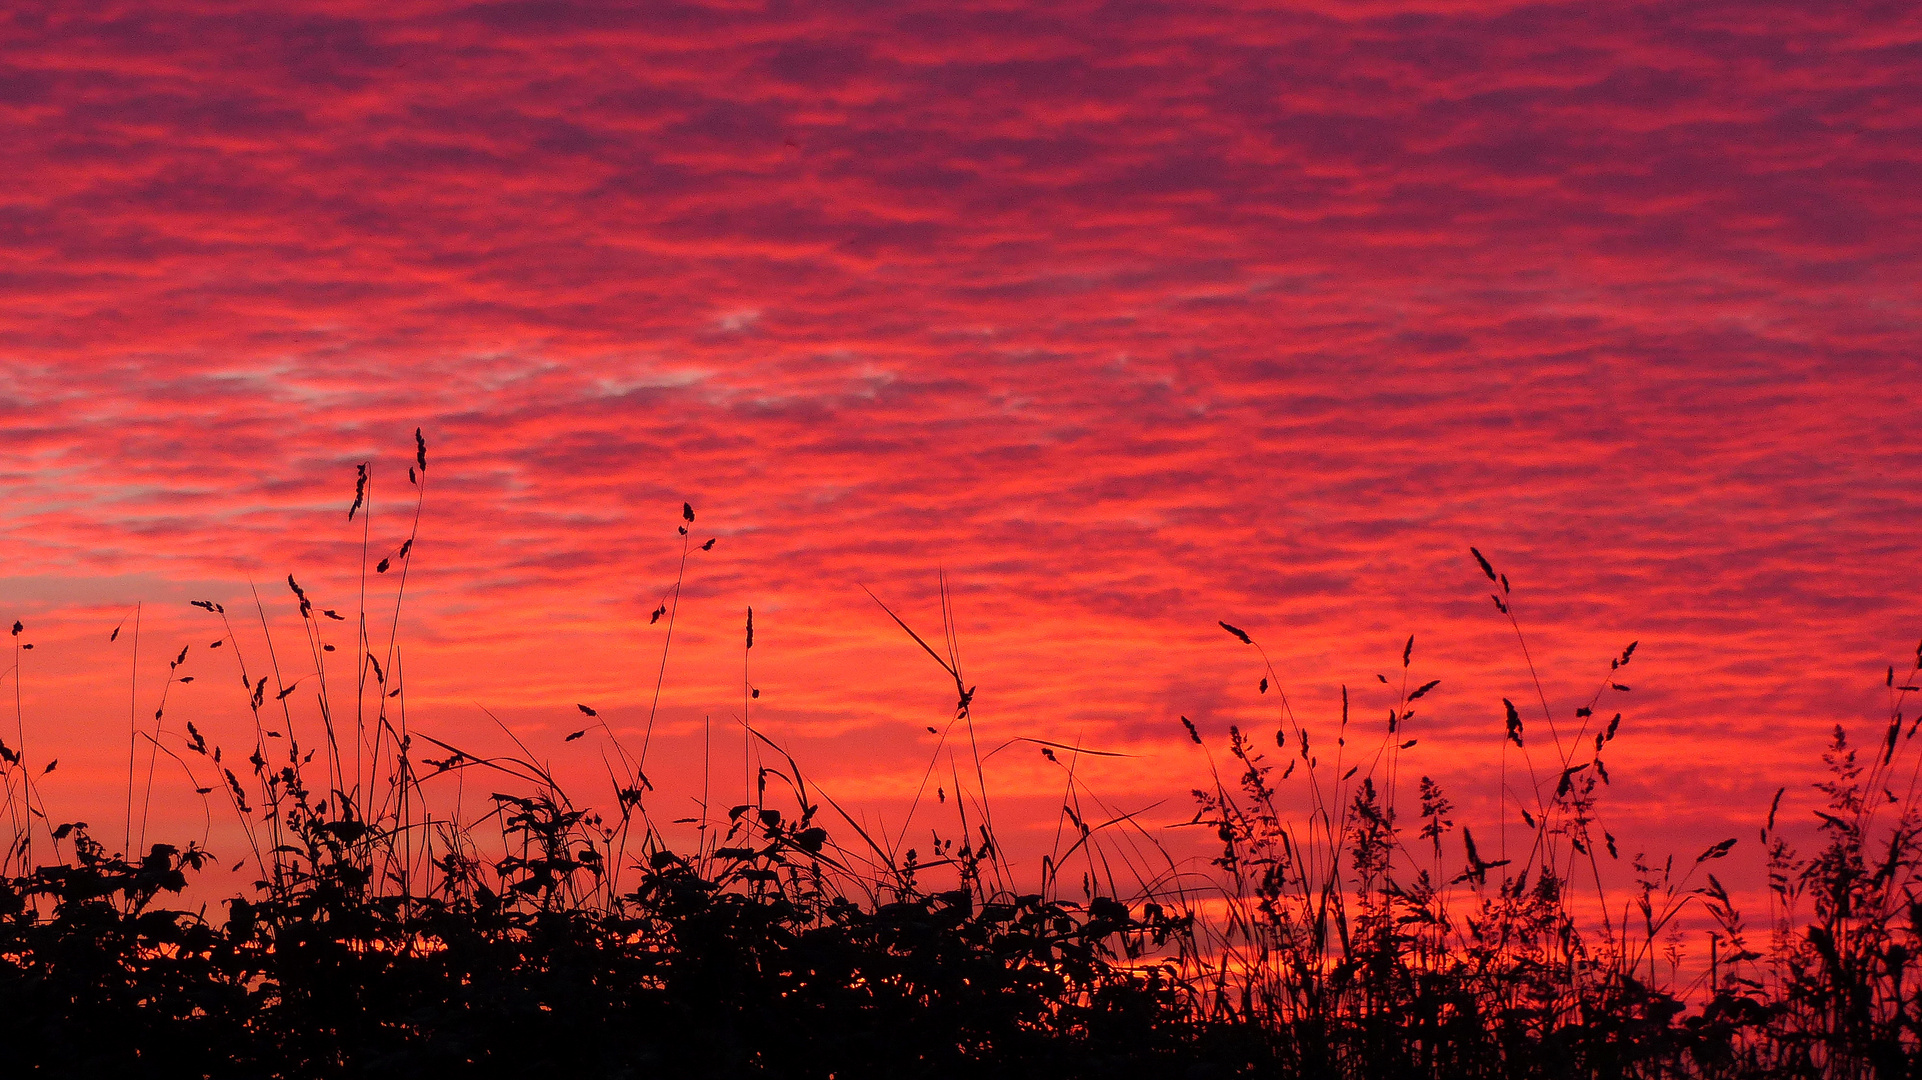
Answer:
[2,0,1920,908]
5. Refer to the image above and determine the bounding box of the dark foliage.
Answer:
[0,447,1916,1078]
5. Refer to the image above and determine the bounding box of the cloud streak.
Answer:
[0,0,1918,883]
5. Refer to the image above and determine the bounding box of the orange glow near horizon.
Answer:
[2,1,1920,914]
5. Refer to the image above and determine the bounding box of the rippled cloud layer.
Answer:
[2,0,1918,883]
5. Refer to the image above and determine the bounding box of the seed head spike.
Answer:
[1470,547,1497,583]
[349,462,368,520]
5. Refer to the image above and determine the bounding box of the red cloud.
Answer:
[0,0,1917,891]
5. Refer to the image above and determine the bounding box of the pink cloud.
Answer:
[0,0,1917,901]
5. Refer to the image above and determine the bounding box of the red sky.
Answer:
[2,1,1920,902]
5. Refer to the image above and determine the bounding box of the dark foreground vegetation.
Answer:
[0,438,1917,1078]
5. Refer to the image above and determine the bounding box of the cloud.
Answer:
[0,0,1918,883]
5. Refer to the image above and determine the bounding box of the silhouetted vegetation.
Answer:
[0,438,1915,1077]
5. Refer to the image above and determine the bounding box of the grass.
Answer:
[0,434,1916,1078]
